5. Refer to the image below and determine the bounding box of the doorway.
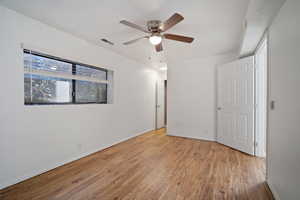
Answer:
[156,78,167,130]
[217,36,268,158]
[255,37,268,158]
[164,80,167,127]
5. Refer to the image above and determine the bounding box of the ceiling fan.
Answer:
[120,13,194,52]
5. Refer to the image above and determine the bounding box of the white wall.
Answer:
[267,0,300,199]
[239,0,286,56]
[0,6,157,189]
[167,54,236,141]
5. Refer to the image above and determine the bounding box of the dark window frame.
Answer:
[24,49,108,105]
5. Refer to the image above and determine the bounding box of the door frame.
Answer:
[164,80,167,127]
[254,34,268,157]
[155,80,158,130]
[215,33,270,182]
[155,78,166,130]
[254,31,270,180]
[216,32,269,158]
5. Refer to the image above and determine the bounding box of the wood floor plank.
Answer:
[0,129,272,200]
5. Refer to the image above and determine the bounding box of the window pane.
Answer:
[24,74,72,104]
[75,80,107,103]
[24,74,32,104]
[24,53,72,74]
[76,65,106,80]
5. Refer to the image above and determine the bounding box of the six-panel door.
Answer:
[217,57,255,155]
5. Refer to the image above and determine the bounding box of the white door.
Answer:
[156,79,165,129]
[217,57,255,155]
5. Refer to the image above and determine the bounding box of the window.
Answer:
[75,65,107,103]
[24,74,72,104]
[24,49,112,105]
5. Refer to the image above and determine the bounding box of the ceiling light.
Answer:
[159,66,167,71]
[50,66,57,70]
[149,35,162,45]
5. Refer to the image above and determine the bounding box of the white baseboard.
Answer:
[0,129,152,190]
[167,132,216,142]
[266,180,281,200]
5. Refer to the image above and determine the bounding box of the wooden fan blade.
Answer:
[164,34,194,43]
[160,13,184,32]
[123,36,148,45]
[155,43,163,52]
[120,20,150,33]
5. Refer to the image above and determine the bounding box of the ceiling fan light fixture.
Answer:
[149,35,162,45]
[159,66,167,71]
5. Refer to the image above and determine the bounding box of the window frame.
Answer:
[24,49,108,105]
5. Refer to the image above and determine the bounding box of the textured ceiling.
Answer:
[0,0,250,65]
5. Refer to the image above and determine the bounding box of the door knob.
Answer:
[217,107,222,110]
[270,101,275,110]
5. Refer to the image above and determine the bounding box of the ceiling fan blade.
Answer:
[160,13,184,32]
[155,43,163,52]
[123,36,148,45]
[164,34,194,43]
[120,20,150,33]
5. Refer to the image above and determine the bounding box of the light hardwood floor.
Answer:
[0,129,272,200]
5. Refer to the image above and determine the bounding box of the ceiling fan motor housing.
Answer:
[147,20,162,32]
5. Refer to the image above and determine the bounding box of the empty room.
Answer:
[0,0,299,199]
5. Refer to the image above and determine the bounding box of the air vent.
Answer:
[101,38,114,45]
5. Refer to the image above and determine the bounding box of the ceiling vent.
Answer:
[101,38,114,45]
